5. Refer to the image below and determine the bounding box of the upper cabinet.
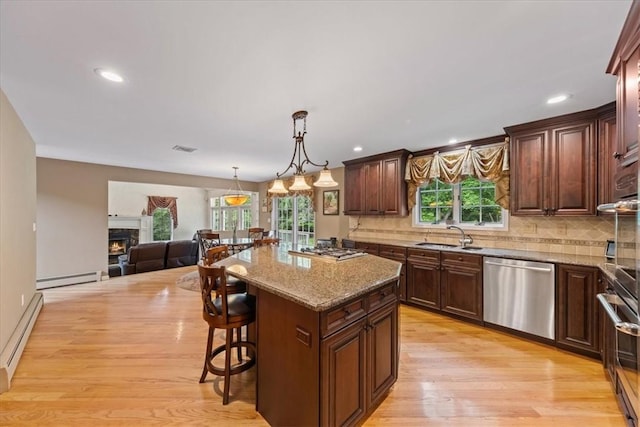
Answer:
[505,110,597,216]
[343,150,410,216]
[607,1,640,200]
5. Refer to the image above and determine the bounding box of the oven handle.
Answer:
[597,293,640,337]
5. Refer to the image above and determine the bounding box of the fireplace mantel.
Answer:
[108,216,152,244]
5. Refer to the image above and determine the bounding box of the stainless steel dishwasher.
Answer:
[483,257,555,339]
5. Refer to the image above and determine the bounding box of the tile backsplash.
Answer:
[347,214,616,257]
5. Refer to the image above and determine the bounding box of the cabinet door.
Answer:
[556,264,601,358]
[598,109,618,206]
[406,260,440,310]
[321,318,367,427]
[441,263,483,321]
[550,121,596,215]
[617,46,640,168]
[344,164,365,215]
[380,157,404,215]
[364,161,381,214]
[367,302,398,409]
[510,130,548,215]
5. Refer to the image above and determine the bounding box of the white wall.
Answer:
[108,181,210,241]
[0,89,38,377]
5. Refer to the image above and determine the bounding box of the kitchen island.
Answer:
[215,244,402,427]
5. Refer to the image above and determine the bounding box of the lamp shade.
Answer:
[224,194,250,206]
[289,175,311,191]
[268,179,288,194]
[313,169,338,187]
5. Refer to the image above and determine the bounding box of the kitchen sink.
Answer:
[460,246,483,251]
[415,242,457,247]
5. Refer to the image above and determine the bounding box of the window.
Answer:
[210,196,253,231]
[272,195,315,246]
[152,208,173,240]
[415,176,506,229]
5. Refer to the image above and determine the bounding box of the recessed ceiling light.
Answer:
[547,94,569,104]
[448,138,458,144]
[353,146,363,152]
[94,68,124,83]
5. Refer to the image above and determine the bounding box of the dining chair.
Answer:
[253,237,280,248]
[197,231,221,259]
[247,227,265,241]
[198,264,256,405]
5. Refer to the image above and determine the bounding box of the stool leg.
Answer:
[223,328,232,405]
[200,326,214,383]
[236,327,243,362]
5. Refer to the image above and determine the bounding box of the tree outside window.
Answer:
[152,208,172,240]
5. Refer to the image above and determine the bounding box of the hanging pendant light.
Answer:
[224,167,249,206]
[268,110,338,193]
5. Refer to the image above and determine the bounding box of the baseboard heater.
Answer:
[36,271,101,290]
[0,292,43,393]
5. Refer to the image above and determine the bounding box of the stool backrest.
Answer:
[253,238,280,248]
[198,264,228,322]
[247,227,264,241]
[204,245,231,265]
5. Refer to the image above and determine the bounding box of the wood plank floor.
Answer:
[0,266,626,426]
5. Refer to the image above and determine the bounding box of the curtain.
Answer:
[405,139,510,211]
[147,196,178,228]
[265,176,316,212]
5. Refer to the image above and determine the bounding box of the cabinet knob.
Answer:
[343,307,351,315]
[613,152,622,159]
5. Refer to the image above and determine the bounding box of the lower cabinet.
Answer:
[321,301,398,426]
[556,264,602,358]
[379,245,407,302]
[406,248,483,322]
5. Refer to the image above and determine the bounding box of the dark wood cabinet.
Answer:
[406,248,441,310]
[355,241,379,255]
[440,252,483,322]
[556,264,602,358]
[506,110,597,216]
[379,245,407,302]
[597,103,619,206]
[607,4,640,200]
[343,150,410,216]
[406,248,482,322]
[321,298,398,427]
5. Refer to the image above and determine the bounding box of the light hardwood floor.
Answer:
[0,266,626,426]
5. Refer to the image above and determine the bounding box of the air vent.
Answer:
[172,145,197,153]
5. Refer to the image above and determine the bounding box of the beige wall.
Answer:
[37,158,259,280]
[0,90,37,352]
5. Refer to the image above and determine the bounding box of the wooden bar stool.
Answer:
[252,237,280,248]
[198,264,256,405]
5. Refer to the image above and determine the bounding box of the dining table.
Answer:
[219,237,254,254]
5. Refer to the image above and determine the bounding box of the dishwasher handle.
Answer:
[597,293,640,337]
[484,260,553,273]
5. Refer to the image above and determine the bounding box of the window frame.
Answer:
[210,196,254,232]
[412,177,508,231]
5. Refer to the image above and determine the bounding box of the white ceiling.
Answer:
[0,1,632,183]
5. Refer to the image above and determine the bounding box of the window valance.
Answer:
[147,196,178,228]
[265,176,316,212]
[404,139,510,211]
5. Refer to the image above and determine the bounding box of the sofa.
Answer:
[118,240,198,275]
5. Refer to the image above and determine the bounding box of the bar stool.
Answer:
[198,264,256,405]
[253,237,280,248]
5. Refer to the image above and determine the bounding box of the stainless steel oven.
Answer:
[597,199,640,425]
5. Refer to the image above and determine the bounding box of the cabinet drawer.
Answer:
[379,245,407,261]
[407,248,440,263]
[368,282,397,312]
[441,251,482,266]
[321,298,366,338]
[355,242,380,255]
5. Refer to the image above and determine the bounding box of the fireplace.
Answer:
[108,228,139,264]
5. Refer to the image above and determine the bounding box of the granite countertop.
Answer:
[352,237,609,269]
[214,244,402,312]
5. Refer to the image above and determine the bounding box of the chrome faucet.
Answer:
[447,225,473,247]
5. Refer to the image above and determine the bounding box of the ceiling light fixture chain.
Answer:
[268,110,338,193]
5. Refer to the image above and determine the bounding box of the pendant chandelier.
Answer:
[268,110,338,194]
[224,166,249,206]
